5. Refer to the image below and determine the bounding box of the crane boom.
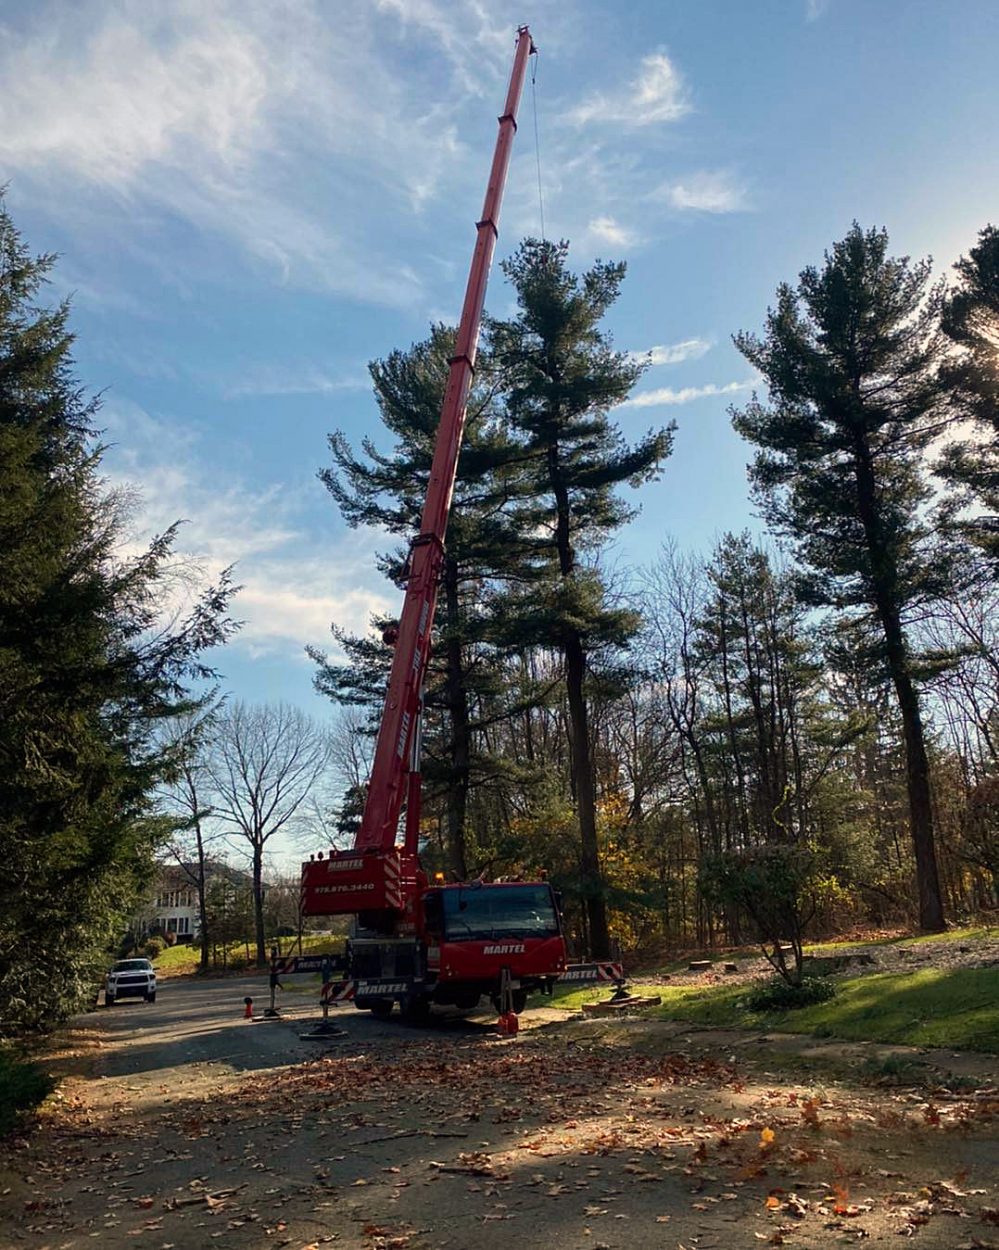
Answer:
[295,28,626,1025]
[355,25,535,852]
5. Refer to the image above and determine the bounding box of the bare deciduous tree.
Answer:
[208,702,331,964]
[157,706,224,970]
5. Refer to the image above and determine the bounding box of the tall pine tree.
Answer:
[488,239,673,958]
[312,326,528,877]
[940,224,999,562]
[0,199,237,1031]
[732,224,951,931]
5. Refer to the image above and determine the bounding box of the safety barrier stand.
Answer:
[266,949,349,1039]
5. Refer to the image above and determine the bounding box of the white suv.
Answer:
[105,958,157,1005]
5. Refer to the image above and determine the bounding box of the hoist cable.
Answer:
[530,48,546,242]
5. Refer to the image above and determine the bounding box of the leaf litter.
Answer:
[1,1007,996,1248]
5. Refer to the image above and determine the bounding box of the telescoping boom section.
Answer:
[300,28,624,1018]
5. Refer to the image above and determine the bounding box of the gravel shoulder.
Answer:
[1,975,997,1250]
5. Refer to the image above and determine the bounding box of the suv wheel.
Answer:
[145,991,156,1003]
[105,994,116,1006]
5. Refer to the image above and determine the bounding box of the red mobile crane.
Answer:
[300,27,622,1020]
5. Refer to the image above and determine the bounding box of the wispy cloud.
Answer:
[0,1,517,307]
[221,365,369,400]
[587,215,639,249]
[621,380,754,409]
[100,399,393,657]
[569,52,690,127]
[655,171,749,214]
[806,0,830,20]
[633,338,713,367]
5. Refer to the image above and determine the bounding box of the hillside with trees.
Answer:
[2,198,997,1033]
[314,227,999,961]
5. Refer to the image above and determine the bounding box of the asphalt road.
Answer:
[96,972,509,1079]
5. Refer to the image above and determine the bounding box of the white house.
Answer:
[135,861,259,943]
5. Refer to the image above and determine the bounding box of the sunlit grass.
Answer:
[153,933,346,975]
[803,925,998,954]
[546,966,999,1053]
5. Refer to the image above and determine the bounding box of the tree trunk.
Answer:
[195,821,209,972]
[442,555,470,879]
[252,843,267,965]
[853,437,946,931]
[546,439,610,959]
[565,629,611,958]
[885,639,946,929]
[717,598,751,846]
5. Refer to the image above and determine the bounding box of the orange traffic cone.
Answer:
[243,996,254,1020]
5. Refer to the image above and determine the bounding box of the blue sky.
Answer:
[3,0,998,722]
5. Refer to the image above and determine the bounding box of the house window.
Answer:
[178,916,190,935]
[167,917,178,933]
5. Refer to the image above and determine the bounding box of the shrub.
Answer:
[0,1050,55,1136]
[700,844,819,985]
[744,976,837,1012]
[143,937,165,960]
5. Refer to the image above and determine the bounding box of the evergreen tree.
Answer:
[732,224,951,930]
[694,535,821,846]
[0,199,237,1032]
[940,224,999,562]
[488,238,673,958]
[311,325,528,877]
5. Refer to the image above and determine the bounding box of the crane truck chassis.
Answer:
[300,27,626,1020]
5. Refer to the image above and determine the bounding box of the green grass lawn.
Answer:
[803,925,999,954]
[548,964,999,1054]
[153,933,346,976]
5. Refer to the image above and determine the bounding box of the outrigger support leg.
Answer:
[609,975,631,1002]
[263,970,282,1018]
[299,980,346,1040]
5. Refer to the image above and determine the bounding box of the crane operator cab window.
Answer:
[425,884,561,941]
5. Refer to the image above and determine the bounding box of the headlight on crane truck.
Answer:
[299,26,626,1022]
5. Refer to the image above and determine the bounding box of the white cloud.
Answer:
[0,1,518,306]
[100,399,394,659]
[806,0,830,20]
[569,52,690,127]
[221,365,369,400]
[656,171,749,214]
[634,338,713,367]
[0,12,269,186]
[587,215,638,248]
[374,0,510,96]
[621,380,754,408]
[236,559,392,659]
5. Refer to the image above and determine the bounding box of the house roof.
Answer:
[154,860,263,890]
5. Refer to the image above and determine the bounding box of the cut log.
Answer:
[687,959,713,972]
[581,995,661,1014]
